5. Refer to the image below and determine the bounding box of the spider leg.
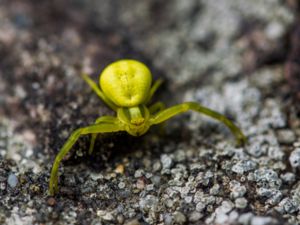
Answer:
[89,116,117,155]
[49,122,124,195]
[149,101,166,114]
[81,73,118,111]
[149,102,166,135]
[145,79,163,104]
[150,102,246,146]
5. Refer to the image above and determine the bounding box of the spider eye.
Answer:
[100,59,152,107]
[130,118,145,125]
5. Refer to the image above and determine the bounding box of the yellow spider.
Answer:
[49,59,246,195]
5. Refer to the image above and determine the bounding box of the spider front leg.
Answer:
[81,73,118,111]
[49,122,124,195]
[145,79,163,104]
[88,116,117,155]
[150,102,246,146]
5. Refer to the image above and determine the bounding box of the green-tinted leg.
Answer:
[149,102,166,135]
[146,79,163,104]
[88,116,116,155]
[81,73,117,111]
[49,122,124,195]
[89,134,98,155]
[149,101,165,114]
[150,102,246,146]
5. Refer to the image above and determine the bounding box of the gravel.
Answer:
[0,0,299,224]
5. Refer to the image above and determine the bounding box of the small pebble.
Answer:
[165,199,174,208]
[124,219,140,225]
[189,211,203,222]
[184,196,193,203]
[116,214,125,224]
[173,211,186,224]
[136,178,146,189]
[97,210,113,221]
[103,213,114,221]
[238,212,253,225]
[118,182,126,189]
[161,154,173,170]
[246,139,268,157]
[266,190,282,205]
[0,182,6,191]
[251,216,275,225]
[232,160,257,174]
[115,164,125,174]
[230,180,247,199]
[150,175,161,186]
[210,183,220,195]
[235,198,248,209]
[253,169,281,189]
[146,184,154,191]
[215,213,229,224]
[152,161,162,171]
[280,172,296,185]
[47,197,56,206]
[164,213,173,225]
[229,211,239,222]
[277,129,296,144]
[216,200,234,214]
[294,142,300,147]
[276,198,299,214]
[134,169,144,178]
[7,173,18,188]
[139,195,159,212]
[196,202,206,212]
[265,21,284,39]
[29,184,40,193]
[289,148,300,168]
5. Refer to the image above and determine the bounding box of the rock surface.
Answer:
[0,0,299,224]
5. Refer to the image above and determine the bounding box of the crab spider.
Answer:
[49,59,246,195]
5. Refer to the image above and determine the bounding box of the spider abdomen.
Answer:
[100,59,152,107]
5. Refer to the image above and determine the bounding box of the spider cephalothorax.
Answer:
[49,59,246,195]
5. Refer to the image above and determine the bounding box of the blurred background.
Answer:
[0,1,300,225]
